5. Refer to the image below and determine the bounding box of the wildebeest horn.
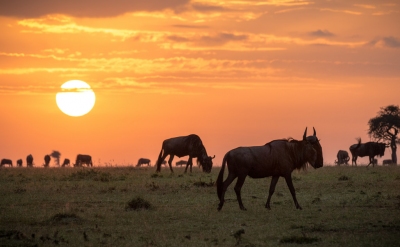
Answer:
[313,127,316,136]
[211,155,215,159]
[303,127,307,140]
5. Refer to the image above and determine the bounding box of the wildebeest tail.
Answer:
[217,152,228,200]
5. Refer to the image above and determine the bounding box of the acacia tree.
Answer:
[368,105,400,164]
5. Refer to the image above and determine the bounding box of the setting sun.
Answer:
[56,80,96,117]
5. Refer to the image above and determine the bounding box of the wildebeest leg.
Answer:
[284,175,302,210]
[184,157,193,173]
[167,155,175,173]
[234,175,247,211]
[265,176,280,209]
[217,173,237,211]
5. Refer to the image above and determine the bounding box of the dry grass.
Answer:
[0,165,399,246]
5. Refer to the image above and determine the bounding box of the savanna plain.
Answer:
[1,165,400,247]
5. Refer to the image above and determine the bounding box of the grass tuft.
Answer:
[280,235,320,244]
[49,213,83,225]
[126,196,153,211]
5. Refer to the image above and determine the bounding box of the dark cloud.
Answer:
[368,36,400,48]
[381,36,400,48]
[309,29,335,37]
[198,32,248,46]
[192,3,228,12]
[167,35,189,42]
[0,0,190,18]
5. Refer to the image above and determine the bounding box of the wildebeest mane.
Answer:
[265,138,313,171]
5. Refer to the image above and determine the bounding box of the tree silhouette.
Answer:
[368,105,400,164]
[50,150,61,166]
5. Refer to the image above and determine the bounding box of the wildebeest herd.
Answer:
[0,154,92,168]
[335,138,391,167]
[0,127,395,211]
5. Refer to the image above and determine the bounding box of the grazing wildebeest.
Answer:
[1,159,13,167]
[136,158,151,167]
[382,159,394,166]
[349,138,387,167]
[335,150,350,166]
[74,154,93,167]
[17,159,23,167]
[44,155,51,167]
[176,160,187,167]
[217,127,323,211]
[155,134,215,173]
[61,158,70,167]
[26,154,33,167]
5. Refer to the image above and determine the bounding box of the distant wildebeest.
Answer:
[44,155,51,167]
[349,138,387,167]
[61,158,70,167]
[176,160,187,167]
[161,160,167,166]
[217,127,323,211]
[26,154,33,167]
[1,159,13,167]
[382,159,395,166]
[74,154,93,167]
[335,150,350,166]
[16,159,23,167]
[155,134,215,173]
[136,158,151,167]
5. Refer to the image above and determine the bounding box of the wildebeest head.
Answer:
[377,143,386,157]
[198,155,215,173]
[304,127,323,169]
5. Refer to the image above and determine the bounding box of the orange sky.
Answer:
[0,0,399,167]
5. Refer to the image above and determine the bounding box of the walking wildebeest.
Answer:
[176,160,188,167]
[335,150,350,165]
[155,134,215,173]
[26,154,33,167]
[1,159,13,167]
[61,158,70,167]
[17,159,23,167]
[136,158,151,167]
[44,155,51,167]
[74,154,93,167]
[217,127,323,211]
[349,138,387,167]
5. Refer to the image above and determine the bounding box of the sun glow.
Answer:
[56,80,96,117]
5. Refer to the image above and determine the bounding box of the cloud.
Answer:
[309,29,335,37]
[369,36,400,48]
[192,3,228,12]
[198,32,249,46]
[0,0,190,18]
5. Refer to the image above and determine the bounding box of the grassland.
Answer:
[0,165,400,247]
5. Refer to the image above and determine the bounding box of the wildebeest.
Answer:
[1,159,13,167]
[74,154,93,167]
[61,158,70,167]
[26,154,33,167]
[335,150,350,165]
[217,127,323,211]
[349,138,387,167]
[44,155,51,167]
[175,160,187,167]
[17,159,23,167]
[155,134,215,173]
[382,159,395,166]
[136,158,151,167]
